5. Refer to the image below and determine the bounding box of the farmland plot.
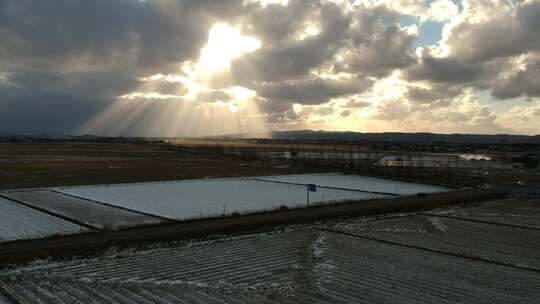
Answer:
[316,232,540,303]
[0,197,87,242]
[0,290,11,304]
[6,230,318,288]
[4,190,163,230]
[256,173,449,194]
[56,179,390,220]
[1,279,319,304]
[3,229,539,303]
[336,214,540,270]
[426,198,540,229]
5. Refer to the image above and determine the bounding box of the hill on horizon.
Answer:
[219,130,540,144]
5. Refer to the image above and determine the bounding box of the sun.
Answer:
[93,25,268,137]
[197,23,261,74]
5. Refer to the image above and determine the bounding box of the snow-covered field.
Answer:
[55,174,449,221]
[0,197,87,242]
[4,190,162,230]
[56,178,391,220]
[256,173,448,195]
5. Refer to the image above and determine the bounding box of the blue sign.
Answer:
[308,184,317,192]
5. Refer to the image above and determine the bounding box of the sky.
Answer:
[0,0,539,137]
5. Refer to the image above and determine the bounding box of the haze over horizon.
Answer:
[1,0,540,137]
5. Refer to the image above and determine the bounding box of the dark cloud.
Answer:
[8,69,141,97]
[403,0,540,104]
[314,106,334,116]
[139,80,188,96]
[405,53,485,84]
[0,0,247,134]
[196,90,233,103]
[491,55,540,100]
[231,1,351,83]
[442,0,540,63]
[0,0,247,71]
[333,6,417,77]
[242,0,314,46]
[1,0,538,135]
[0,0,143,64]
[0,0,425,134]
[344,100,371,108]
[254,98,298,125]
[0,85,109,134]
[338,25,416,77]
[405,85,460,104]
[256,77,372,105]
[373,99,411,121]
[340,109,352,117]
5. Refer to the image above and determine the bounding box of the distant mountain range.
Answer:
[3,131,540,145]
[235,130,540,144]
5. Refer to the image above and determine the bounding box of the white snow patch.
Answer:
[312,233,335,287]
[0,293,11,304]
[312,234,326,259]
[352,228,427,234]
[427,217,449,233]
[256,173,449,195]
[56,178,390,220]
[0,197,87,242]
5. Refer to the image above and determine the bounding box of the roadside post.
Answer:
[307,183,317,207]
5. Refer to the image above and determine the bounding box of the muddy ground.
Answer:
[0,142,322,190]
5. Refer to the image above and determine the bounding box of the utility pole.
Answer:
[307,185,310,207]
[306,184,317,207]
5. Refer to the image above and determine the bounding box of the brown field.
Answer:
[0,142,321,190]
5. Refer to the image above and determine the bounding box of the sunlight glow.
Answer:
[120,92,180,100]
[298,23,321,40]
[227,86,256,101]
[81,23,268,137]
[251,0,289,6]
[197,23,261,74]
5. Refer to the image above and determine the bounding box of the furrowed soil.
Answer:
[0,142,322,190]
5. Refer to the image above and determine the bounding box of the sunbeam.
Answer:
[77,22,268,138]
[197,23,261,75]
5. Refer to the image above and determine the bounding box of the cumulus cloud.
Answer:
[0,0,538,135]
[232,0,351,83]
[373,99,412,121]
[405,85,460,108]
[255,77,373,105]
[333,7,418,77]
[366,89,508,133]
[373,0,459,22]
[372,0,427,18]
[0,0,250,72]
[440,0,540,62]
[344,100,371,108]
[403,0,540,110]
[427,0,459,22]
[497,100,540,134]
[491,53,540,99]
[0,0,249,134]
[406,51,485,84]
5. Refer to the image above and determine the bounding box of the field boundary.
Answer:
[251,178,401,196]
[0,194,100,231]
[0,188,507,265]
[419,212,540,231]
[0,282,24,304]
[50,189,173,222]
[319,227,540,273]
